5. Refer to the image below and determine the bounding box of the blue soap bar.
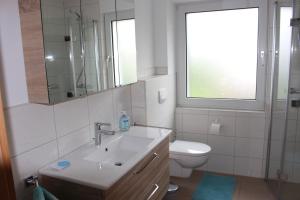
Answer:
[57,160,70,169]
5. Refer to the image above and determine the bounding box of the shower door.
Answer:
[280,0,300,199]
[267,1,300,199]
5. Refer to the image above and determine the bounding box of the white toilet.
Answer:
[169,140,211,178]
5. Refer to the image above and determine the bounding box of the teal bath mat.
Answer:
[192,173,236,200]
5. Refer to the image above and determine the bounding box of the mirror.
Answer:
[114,0,137,86]
[40,0,137,104]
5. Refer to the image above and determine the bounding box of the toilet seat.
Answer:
[170,140,211,157]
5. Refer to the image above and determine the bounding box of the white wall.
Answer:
[153,0,168,69]
[0,0,28,107]
[152,0,176,75]
[135,0,155,78]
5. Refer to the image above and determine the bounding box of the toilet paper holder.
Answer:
[209,119,221,135]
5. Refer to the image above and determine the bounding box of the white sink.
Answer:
[40,126,172,189]
[84,135,154,166]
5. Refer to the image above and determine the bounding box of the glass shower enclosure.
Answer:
[266,0,300,199]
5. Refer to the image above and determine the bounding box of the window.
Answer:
[177,1,267,110]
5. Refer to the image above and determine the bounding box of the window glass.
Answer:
[186,8,259,99]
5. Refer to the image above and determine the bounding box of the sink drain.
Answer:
[114,162,123,166]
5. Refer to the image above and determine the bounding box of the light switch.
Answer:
[158,88,167,104]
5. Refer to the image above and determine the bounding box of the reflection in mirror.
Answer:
[114,0,137,86]
[41,0,87,104]
[41,0,137,104]
[81,0,111,94]
[82,0,137,92]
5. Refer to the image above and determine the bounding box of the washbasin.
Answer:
[84,135,153,166]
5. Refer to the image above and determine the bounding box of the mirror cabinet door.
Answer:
[40,0,137,104]
[41,0,87,104]
[114,0,137,87]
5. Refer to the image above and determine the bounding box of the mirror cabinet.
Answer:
[18,0,137,105]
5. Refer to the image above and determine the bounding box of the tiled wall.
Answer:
[175,107,267,178]
[131,75,176,129]
[4,86,132,200]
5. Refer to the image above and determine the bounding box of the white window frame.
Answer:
[176,0,268,110]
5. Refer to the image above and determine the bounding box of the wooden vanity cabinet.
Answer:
[41,137,170,200]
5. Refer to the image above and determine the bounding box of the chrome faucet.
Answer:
[94,122,115,146]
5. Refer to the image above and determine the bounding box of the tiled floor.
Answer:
[163,171,276,200]
[281,182,300,200]
[268,180,300,200]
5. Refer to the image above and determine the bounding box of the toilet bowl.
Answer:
[169,140,211,178]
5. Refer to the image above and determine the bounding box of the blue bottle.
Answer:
[119,111,130,132]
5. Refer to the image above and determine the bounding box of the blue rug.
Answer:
[192,173,236,200]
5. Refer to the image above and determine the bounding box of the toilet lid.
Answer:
[170,140,211,156]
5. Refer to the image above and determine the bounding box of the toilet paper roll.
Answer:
[209,123,221,135]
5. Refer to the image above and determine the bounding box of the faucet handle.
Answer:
[95,122,111,130]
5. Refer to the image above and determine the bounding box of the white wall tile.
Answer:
[208,115,235,136]
[57,126,90,157]
[288,105,298,120]
[236,111,266,118]
[236,115,265,139]
[87,90,115,128]
[269,140,283,161]
[294,142,300,163]
[208,110,236,117]
[176,132,208,143]
[182,114,208,134]
[132,107,147,125]
[235,138,264,158]
[287,120,297,142]
[268,160,280,179]
[292,163,300,183]
[113,86,132,112]
[270,117,286,141]
[284,142,295,162]
[112,86,132,128]
[54,98,89,137]
[234,157,263,178]
[175,113,182,133]
[296,120,300,142]
[11,141,58,200]
[282,162,294,183]
[5,104,56,156]
[206,154,234,174]
[131,81,146,108]
[176,107,209,115]
[207,135,235,156]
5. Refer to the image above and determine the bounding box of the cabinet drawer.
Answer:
[137,161,169,200]
[104,137,169,200]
